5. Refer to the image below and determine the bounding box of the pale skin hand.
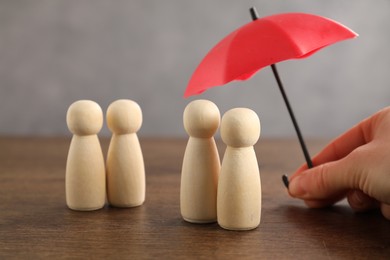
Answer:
[288,106,390,220]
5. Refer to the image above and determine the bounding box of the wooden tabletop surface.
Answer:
[1,137,389,259]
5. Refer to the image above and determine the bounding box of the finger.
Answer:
[314,110,383,166]
[347,190,378,212]
[288,155,360,200]
[380,204,390,220]
[311,122,369,166]
[289,135,363,178]
[291,115,374,178]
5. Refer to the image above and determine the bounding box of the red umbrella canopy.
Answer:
[184,12,358,97]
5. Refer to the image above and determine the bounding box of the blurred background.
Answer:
[0,0,389,138]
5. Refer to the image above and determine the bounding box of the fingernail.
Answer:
[288,175,308,197]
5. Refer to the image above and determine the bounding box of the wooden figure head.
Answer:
[106,99,143,135]
[183,99,220,138]
[221,108,261,148]
[66,100,103,136]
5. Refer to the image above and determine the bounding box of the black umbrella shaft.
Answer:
[250,6,259,20]
[271,64,313,168]
[250,6,313,168]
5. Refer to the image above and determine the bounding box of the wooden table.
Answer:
[1,137,389,259]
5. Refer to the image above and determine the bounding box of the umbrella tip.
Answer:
[282,174,289,188]
[249,6,259,21]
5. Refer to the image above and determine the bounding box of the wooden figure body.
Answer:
[180,99,221,223]
[106,99,145,207]
[217,108,261,230]
[66,100,106,211]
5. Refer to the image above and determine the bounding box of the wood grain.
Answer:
[0,137,389,259]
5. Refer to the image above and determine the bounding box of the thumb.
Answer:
[288,154,361,202]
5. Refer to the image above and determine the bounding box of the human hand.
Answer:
[288,107,390,220]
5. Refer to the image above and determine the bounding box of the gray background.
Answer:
[1,0,389,138]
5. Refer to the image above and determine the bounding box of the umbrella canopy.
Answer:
[185,12,358,97]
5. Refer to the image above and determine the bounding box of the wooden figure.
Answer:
[106,99,145,207]
[217,108,261,230]
[66,100,106,211]
[180,99,221,223]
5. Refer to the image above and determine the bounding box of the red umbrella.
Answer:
[184,7,357,172]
